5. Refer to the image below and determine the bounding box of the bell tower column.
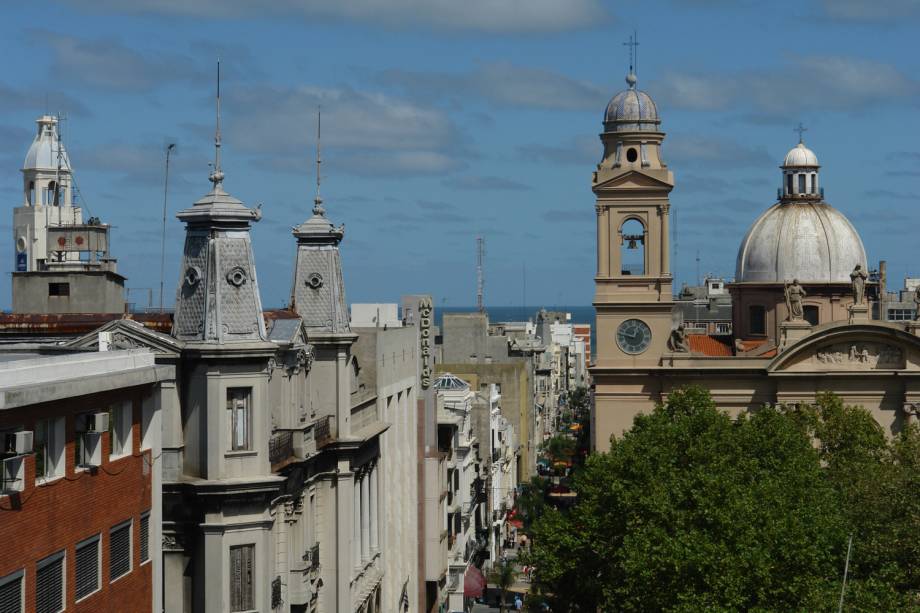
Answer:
[590,62,677,449]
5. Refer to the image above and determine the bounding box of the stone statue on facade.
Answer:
[784,279,806,321]
[667,324,690,353]
[851,264,868,305]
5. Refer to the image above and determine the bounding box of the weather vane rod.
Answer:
[209,59,224,189]
[313,107,325,215]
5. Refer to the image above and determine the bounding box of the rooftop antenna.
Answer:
[794,122,807,144]
[313,107,324,216]
[53,112,63,209]
[209,59,224,191]
[477,236,485,313]
[159,142,176,311]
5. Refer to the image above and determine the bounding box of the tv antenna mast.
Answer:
[476,237,485,313]
[159,142,176,311]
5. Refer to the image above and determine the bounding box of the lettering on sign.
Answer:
[419,297,433,389]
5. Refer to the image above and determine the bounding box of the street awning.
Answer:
[463,566,487,598]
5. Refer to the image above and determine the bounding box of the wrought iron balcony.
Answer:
[269,430,294,471]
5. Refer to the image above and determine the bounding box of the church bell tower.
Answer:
[592,56,675,368]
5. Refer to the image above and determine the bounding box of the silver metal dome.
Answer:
[736,202,867,283]
[23,115,71,171]
[783,142,819,168]
[604,74,659,132]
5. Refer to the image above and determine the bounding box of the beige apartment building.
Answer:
[591,69,920,449]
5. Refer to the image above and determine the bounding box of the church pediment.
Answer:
[594,169,674,192]
[66,318,183,357]
[768,323,920,373]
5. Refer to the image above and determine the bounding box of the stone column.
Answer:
[369,462,379,553]
[361,468,370,561]
[597,207,609,278]
[353,474,361,568]
[660,204,670,276]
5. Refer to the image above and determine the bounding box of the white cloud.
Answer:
[213,84,470,178]
[653,55,919,117]
[31,31,203,93]
[60,0,609,32]
[379,62,608,111]
[819,0,920,22]
[442,175,529,191]
[666,134,773,168]
[516,135,598,166]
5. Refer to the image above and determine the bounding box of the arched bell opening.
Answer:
[619,218,646,275]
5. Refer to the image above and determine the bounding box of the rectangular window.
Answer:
[229,544,255,612]
[108,401,132,459]
[888,308,914,322]
[109,521,132,582]
[140,513,150,563]
[48,283,70,297]
[749,305,766,335]
[34,418,65,482]
[75,536,99,600]
[35,552,64,613]
[227,388,252,451]
[0,570,23,613]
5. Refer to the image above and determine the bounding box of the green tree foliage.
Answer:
[516,475,549,532]
[489,558,517,613]
[525,387,920,612]
[542,434,576,465]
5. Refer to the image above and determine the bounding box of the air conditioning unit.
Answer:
[87,412,109,434]
[3,431,33,455]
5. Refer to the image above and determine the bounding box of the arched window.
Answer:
[48,181,58,206]
[620,218,645,275]
[804,305,819,326]
[28,181,35,206]
[749,305,766,335]
[626,147,638,163]
[786,174,793,196]
[798,174,806,194]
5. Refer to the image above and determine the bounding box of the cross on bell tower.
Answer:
[622,31,639,82]
[794,122,807,144]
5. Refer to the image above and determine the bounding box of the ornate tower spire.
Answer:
[290,109,350,333]
[171,63,267,344]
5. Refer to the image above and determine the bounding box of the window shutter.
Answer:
[0,573,22,613]
[75,539,99,599]
[230,545,255,612]
[36,556,63,613]
[140,514,150,562]
[110,523,131,581]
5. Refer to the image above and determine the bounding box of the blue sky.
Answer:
[0,0,918,310]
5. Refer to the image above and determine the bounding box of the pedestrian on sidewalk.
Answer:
[514,594,523,611]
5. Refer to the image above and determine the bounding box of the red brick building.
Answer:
[0,349,173,613]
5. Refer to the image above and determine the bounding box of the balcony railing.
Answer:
[314,415,337,449]
[269,431,294,470]
[302,543,320,569]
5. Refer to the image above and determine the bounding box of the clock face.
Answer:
[616,319,652,355]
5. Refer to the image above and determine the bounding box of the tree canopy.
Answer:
[525,388,920,612]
